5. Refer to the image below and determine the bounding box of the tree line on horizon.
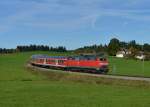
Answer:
[0,38,150,56]
[75,38,150,56]
[0,45,67,53]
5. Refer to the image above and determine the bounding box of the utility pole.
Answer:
[142,41,144,73]
[113,64,116,74]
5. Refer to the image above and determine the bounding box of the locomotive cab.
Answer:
[67,54,109,73]
[98,55,109,73]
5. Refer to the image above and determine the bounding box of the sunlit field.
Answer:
[109,56,150,77]
[0,52,150,107]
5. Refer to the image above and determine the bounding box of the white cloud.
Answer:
[0,0,150,32]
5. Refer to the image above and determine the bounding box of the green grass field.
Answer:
[108,57,150,77]
[0,51,150,107]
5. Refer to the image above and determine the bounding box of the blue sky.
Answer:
[0,0,150,49]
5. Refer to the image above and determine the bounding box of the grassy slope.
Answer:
[0,52,150,107]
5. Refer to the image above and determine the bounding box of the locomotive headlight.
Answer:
[100,63,108,66]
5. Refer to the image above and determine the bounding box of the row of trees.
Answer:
[108,38,150,56]
[0,38,150,56]
[0,48,16,54]
[17,45,67,52]
[0,45,67,54]
[75,38,150,56]
[75,45,108,54]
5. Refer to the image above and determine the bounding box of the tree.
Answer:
[143,43,150,52]
[120,41,128,49]
[128,40,136,49]
[108,38,120,56]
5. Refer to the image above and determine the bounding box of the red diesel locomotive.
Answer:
[30,54,109,74]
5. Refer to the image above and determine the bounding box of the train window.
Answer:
[87,57,91,60]
[84,55,96,60]
[51,60,55,63]
[75,57,80,60]
[58,60,64,64]
[46,59,49,63]
[100,58,106,61]
[40,59,43,62]
[68,57,74,60]
[46,59,55,63]
[79,56,85,60]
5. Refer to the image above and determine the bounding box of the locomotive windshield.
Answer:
[99,57,107,61]
[96,53,107,61]
[82,55,96,60]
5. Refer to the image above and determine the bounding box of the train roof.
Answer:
[31,54,67,59]
[31,53,107,60]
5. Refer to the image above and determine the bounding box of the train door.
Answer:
[58,59,67,67]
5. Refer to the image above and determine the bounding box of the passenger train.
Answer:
[30,54,109,74]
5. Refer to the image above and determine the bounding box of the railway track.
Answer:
[27,64,150,82]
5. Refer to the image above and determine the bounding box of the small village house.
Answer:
[135,51,145,60]
[116,49,131,58]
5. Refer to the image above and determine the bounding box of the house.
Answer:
[116,49,131,58]
[135,55,145,60]
[135,51,145,60]
[116,51,125,58]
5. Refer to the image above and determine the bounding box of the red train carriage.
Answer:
[30,54,109,74]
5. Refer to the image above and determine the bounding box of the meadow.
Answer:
[108,56,150,77]
[0,51,150,107]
